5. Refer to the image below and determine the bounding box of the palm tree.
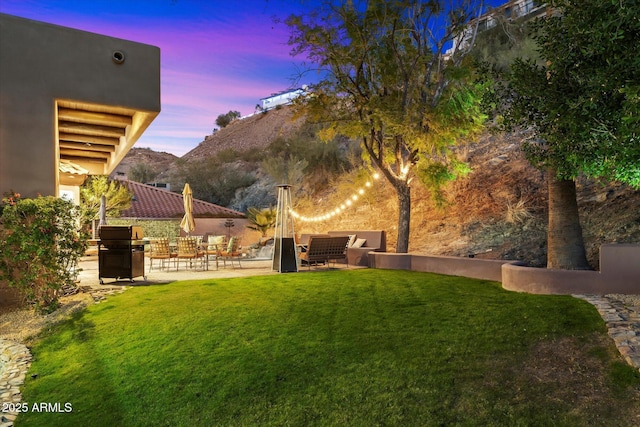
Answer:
[246,207,276,238]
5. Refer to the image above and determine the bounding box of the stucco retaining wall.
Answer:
[501,263,604,294]
[369,252,516,281]
[370,244,640,295]
[409,255,514,282]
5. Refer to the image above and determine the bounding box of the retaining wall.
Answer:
[369,243,640,295]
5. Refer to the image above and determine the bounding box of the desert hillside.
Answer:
[293,130,640,269]
[183,107,306,161]
[111,147,179,183]
[121,107,640,269]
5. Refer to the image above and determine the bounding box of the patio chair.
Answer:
[149,238,176,271]
[219,236,242,269]
[176,236,206,271]
[204,235,226,270]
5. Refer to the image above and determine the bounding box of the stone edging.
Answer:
[0,285,128,427]
[575,295,640,372]
[0,339,32,426]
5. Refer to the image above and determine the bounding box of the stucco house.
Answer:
[0,13,160,309]
[0,13,161,203]
[260,87,307,111]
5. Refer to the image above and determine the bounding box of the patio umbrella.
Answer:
[180,183,195,235]
[98,194,108,227]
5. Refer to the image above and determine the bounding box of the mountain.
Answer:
[110,147,178,183]
[182,107,306,161]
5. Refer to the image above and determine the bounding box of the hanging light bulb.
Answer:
[289,170,382,222]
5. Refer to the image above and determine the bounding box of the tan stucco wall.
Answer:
[371,244,640,295]
[182,218,263,247]
[0,13,160,198]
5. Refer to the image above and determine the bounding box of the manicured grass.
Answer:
[17,270,640,426]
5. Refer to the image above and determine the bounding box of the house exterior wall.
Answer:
[446,0,547,57]
[261,88,305,110]
[181,218,263,247]
[0,13,160,199]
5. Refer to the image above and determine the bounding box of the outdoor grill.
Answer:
[98,225,146,284]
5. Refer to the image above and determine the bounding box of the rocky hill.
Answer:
[294,130,640,269]
[111,147,179,183]
[120,106,640,269]
[182,107,306,161]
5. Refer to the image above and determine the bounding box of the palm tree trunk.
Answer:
[547,171,590,270]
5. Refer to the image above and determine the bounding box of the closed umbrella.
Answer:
[180,183,195,235]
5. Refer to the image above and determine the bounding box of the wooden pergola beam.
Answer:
[58,107,132,127]
[60,148,111,160]
[59,141,116,152]
[58,132,120,146]
[59,121,126,138]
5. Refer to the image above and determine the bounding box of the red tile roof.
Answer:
[120,180,245,219]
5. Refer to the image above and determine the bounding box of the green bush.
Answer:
[0,194,88,313]
[108,219,180,240]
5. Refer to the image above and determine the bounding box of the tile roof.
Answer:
[119,180,245,219]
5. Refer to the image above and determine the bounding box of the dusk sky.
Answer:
[1,0,503,157]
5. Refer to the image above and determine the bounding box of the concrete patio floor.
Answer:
[76,254,279,290]
[75,253,355,290]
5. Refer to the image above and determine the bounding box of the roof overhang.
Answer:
[56,99,159,176]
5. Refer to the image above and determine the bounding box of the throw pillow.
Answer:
[352,238,367,248]
[347,234,357,247]
[208,235,225,250]
[227,236,237,253]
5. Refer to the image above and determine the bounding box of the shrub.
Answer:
[108,219,180,240]
[245,206,276,237]
[0,194,88,313]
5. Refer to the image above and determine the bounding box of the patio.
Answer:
[77,254,278,290]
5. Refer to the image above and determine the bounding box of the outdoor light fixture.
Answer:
[112,50,125,64]
[289,171,381,222]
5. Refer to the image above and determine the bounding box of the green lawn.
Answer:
[17,269,640,426]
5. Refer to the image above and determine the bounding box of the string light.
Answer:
[290,172,381,222]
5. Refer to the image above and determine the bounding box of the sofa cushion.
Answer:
[352,238,367,248]
[327,230,387,266]
[328,230,386,251]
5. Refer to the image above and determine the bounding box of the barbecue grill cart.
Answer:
[98,225,146,284]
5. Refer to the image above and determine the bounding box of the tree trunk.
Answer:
[547,171,590,270]
[395,182,411,253]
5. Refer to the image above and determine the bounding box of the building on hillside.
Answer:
[0,13,161,204]
[260,86,307,111]
[446,0,548,58]
[118,181,262,242]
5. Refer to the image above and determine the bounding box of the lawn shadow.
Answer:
[22,308,130,425]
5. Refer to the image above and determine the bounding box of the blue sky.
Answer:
[1,0,503,156]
